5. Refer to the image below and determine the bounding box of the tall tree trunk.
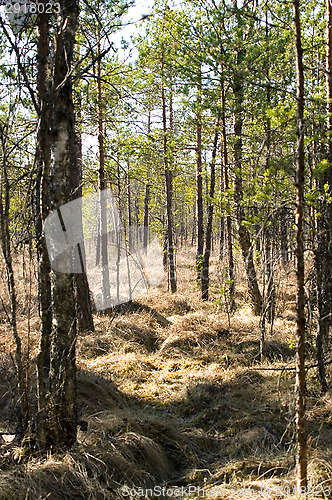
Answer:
[314,0,332,394]
[201,116,220,300]
[265,227,275,324]
[293,0,308,491]
[280,207,289,266]
[35,5,52,449]
[127,162,132,251]
[219,216,225,259]
[316,251,328,392]
[233,65,262,316]
[73,92,94,332]
[221,73,236,313]
[219,140,225,259]
[46,0,79,447]
[326,0,332,229]
[161,58,176,293]
[264,11,275,325]
[143,183,150,251]
[143,110,152,252]
[0,131,27,433]
[191,206,196,247]
[97,39,110,306]
[196,67,204,281]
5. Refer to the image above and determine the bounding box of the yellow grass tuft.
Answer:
[0,249,332,499]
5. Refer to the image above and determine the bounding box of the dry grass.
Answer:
[0,249,332,499]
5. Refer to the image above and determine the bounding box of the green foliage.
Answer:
[0,0,331,301]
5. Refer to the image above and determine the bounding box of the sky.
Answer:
[0,0,155,154]
[0,0,154,48]
[82,0,155,155]
[111,0,154,58]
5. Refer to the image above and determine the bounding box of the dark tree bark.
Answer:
[280,207,289,266]
[143,183,150,251]
[201,117,220,300]
[196,67,204,281]
[0,126,27,433]
[97,39,110,306]
[127,163,132,251]
[143,110,151,252]
[265,227,275,324]
[163,228,168,272]
[47,0,79,447]
[293,0,308,491]
[221,74,236,313]
[74,273,94,332]
[35,4,52,448]
[233,66,262,316]
[73,93,95,332]
[219,131,225,258]
[264,14,275,326]
[219,218,225,258]
[191,206,196,247]
[316,252,328,392]
[314,0,332,395]
[35,0,80,449]
[161,59,176,293]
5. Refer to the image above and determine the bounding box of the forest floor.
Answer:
[0,248,332,499]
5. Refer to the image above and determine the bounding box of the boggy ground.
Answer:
[0,249,332,499]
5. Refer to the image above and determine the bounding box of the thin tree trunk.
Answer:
[219,143,225,258]
[134,189,139,248]
[314,0,332,394]
[253,207,261,266]
[219,219,225,258]
[233,64,262,316]
[326,0,332,222]
[116,160,122,304]
[97,39,110,306]
[163,228,168,273]
[127,163,132,251]
[161,58,176,293]
[0,134,27,433]
[143,110,152,253]
[293,0,308,491]
[316,252,328,392]
[143,183,150,251]
[265,12,275,326]
[73,92,94,332]
[191,206,196,247]
[201,116,220,300]
[265,227,275,324]
[280,207,289,266]
[221,74,236,312]
[196,66,204,280]
[165,167,176,293]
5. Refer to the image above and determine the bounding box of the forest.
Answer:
[0,0,332,498]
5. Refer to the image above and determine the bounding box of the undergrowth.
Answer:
[0,250,331,499]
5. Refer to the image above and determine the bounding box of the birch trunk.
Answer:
[46,0,79,447]
[35,5,52,448]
